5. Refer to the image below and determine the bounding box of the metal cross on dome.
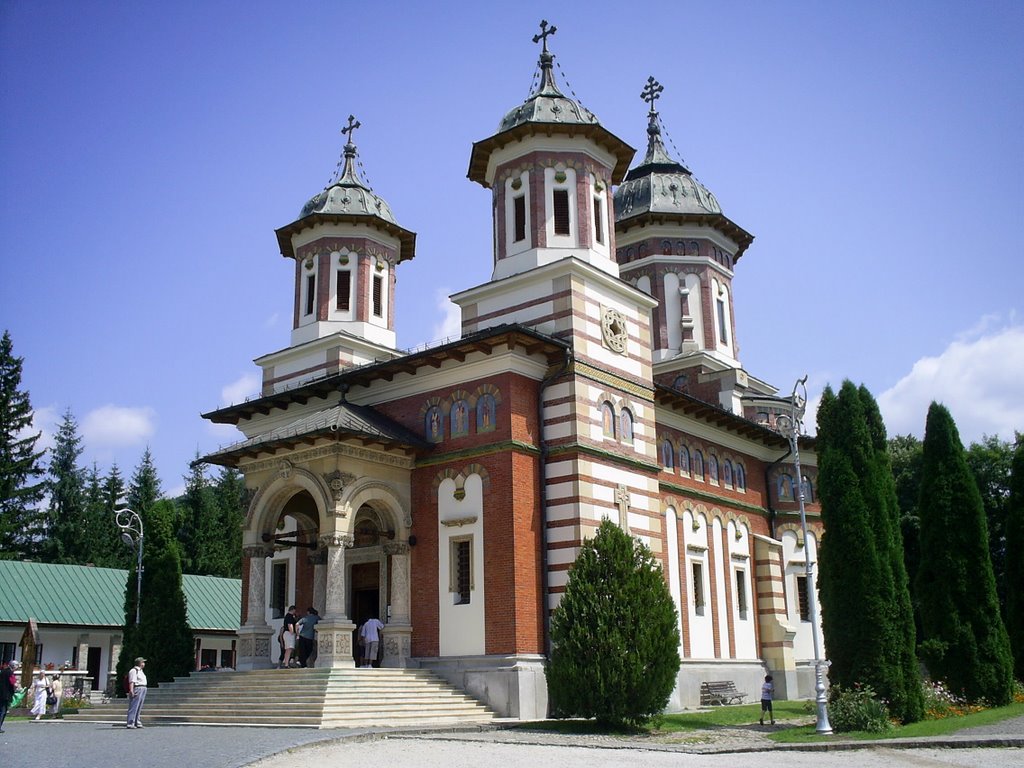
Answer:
[341,114,361,145]
[642,76,664,114]
[533,19,557,53]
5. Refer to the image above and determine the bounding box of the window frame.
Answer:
[450,536,473,605]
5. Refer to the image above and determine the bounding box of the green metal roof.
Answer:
[0,561,240,632]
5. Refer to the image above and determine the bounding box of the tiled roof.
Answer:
[0,560,240,632]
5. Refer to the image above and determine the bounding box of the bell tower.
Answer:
[260,117,416,395]
[614,79,766,413]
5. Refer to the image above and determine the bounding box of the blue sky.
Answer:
[2,0,1022,496]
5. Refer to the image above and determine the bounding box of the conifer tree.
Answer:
[1005,439,1024,678]
[546,518,680,727]
[816,382,923,721]
[127,448,162,526]
[45,409,87,563]
[859,386,924,721]
[966,435,1015,613]
[916,403,1013,704]
[102,464,130,569]
[117,498,194,690]
[0,330,46,558]
[889,434,924,598]
[82,463,124,567]
[179,457,221,575]
[213,466,246,578]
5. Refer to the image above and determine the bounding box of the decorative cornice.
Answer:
[571,359,655,401]
[686,544,707,553]
[242,442,414,473]
[415,439,540,468]
[659,480,767,516]
[546,442,661,474]
[318,533,355,549]
[440,516,478,528]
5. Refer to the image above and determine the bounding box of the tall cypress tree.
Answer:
[546,518,680,727]
[45,409,87,563]
[816,382,923,721]
[859,386,924,721]
[916,403,1013,704]
[117,498,194,689]
[0,330,46,558]
[1005,438,1024,678]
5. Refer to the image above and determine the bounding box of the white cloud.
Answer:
[429,288,462,345]
[221,372,260,406]
[264,311,280,329]
[81,405,157,448]
[879,322,1024,444]
[25,404,59,453]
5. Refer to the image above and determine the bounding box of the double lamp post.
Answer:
[115,508,144,626]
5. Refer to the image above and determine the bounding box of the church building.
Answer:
[201,23,825,718]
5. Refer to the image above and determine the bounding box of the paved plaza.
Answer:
[1,717,1022,768]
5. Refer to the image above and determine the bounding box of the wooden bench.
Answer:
[700,680,747,705]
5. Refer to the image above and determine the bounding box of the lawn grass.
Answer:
[768,700,1024,743]
[514,700,810,735]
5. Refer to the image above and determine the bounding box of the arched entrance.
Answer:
[348,505,392,666]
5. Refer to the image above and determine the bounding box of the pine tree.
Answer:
[0,330,46,558]
[45,408,87,563]
[816,382,923,721]
[82,463,124,567]
[546,518,680,727]
[102,464,131,569]
[178,457,221,575]
[127,448,162,527]
[117,498,194,691]
[916,403,1013,704]
[1005,439,1024,678]
[213,466,246,578]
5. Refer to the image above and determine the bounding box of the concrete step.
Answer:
[64,667,496,729]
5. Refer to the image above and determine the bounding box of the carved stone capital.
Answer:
[382,542,410,556]
[243,544,273,559]
[318,533,355,549]
[308,548,328,566]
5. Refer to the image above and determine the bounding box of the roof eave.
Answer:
[468,122,636,187]
[275,213,417,263]
[615,211,755,260]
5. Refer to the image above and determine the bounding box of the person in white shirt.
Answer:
[126,657,148,729]
[759,674,775,726]
[359,616,385,668]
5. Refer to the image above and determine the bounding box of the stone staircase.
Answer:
[65,667,496,728]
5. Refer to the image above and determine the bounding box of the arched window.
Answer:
[662,239,672,255]
[601,401,616,438]
[476,394,496,433]
[693,450,705,480]
[723,460,734,487]
[679,446,690,475]
[661,440,674,470]
[778,473,794,501]
[801,475,814,503]
[736,464,746,491]
[620,409,634,442]
[450,399,470,437]
[425,406,443,443]
[708,454,719,484]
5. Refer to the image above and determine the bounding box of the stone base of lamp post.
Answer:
[235,625,275,670]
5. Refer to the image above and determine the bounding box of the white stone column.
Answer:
[311,548,327,615]
[237,545,275,670]
[314,534,356,668]
[382,542,413,667]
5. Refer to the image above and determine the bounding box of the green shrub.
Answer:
[827,683,894,733]
[546,519,680,727]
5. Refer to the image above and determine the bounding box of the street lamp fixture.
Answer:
[115,508,144,626]
[774,375,833,736]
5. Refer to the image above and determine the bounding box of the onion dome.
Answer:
[614,78,752,257]
[276,116,415,262]
[468,21,634,186]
